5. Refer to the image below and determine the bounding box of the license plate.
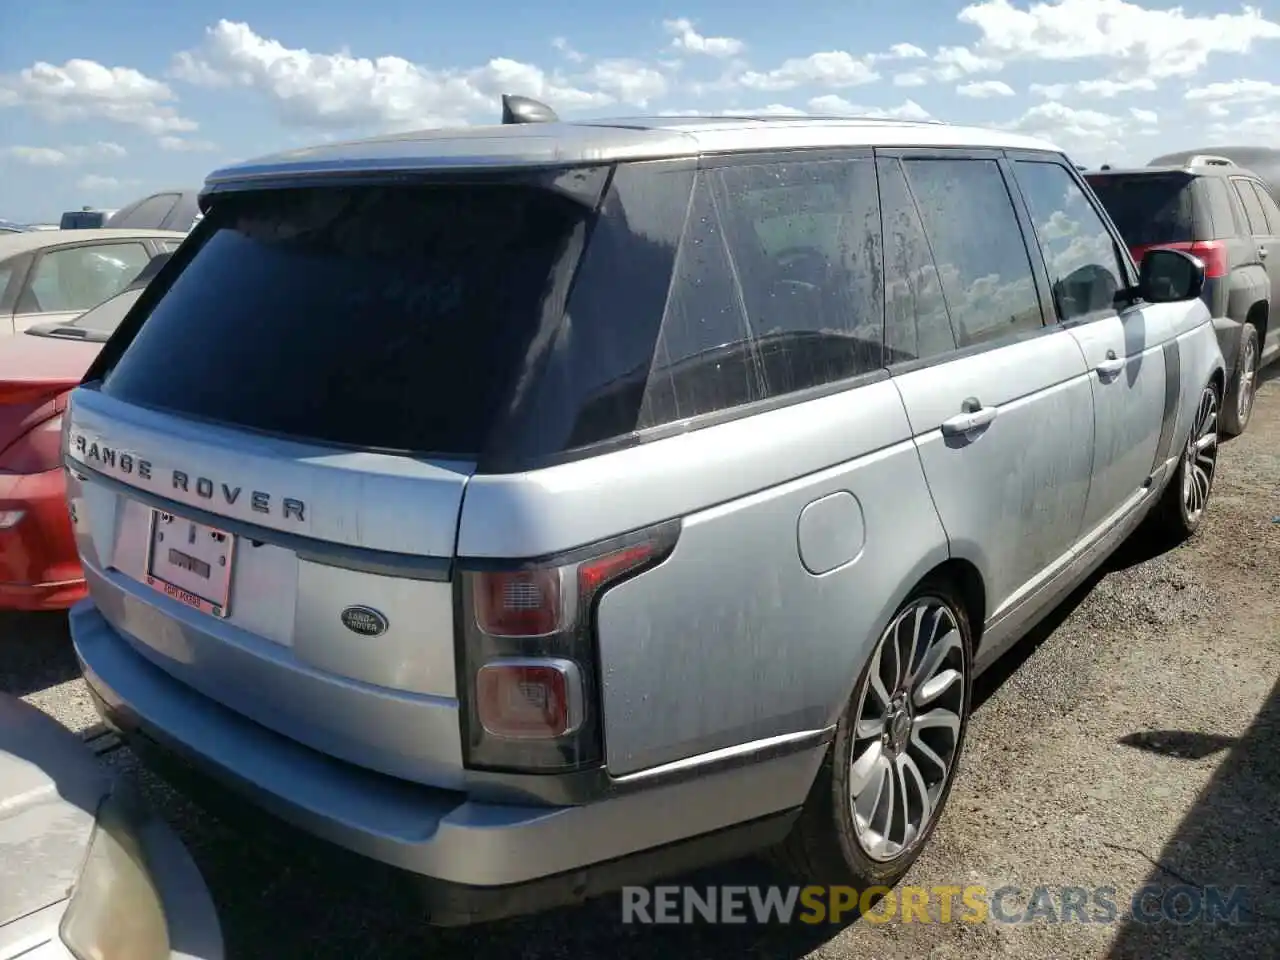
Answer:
[143,510,235,618]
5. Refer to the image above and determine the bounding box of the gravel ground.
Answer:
[4,371,1279,960]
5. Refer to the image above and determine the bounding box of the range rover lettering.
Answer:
[65,97,1225,926]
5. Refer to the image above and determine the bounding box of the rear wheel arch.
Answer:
[1246,300,1268,345]
[923,557,986,649]
[775,567,977,887]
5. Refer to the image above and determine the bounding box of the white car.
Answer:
[0,229,184,337]
[0,694,222,959]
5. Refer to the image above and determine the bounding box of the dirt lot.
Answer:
[4,372,1278,960]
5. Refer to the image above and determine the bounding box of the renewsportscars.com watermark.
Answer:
[620,884,1253,926]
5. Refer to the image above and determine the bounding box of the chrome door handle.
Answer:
[940,404,998,436]
[1096,350,1125,378]
[1259,247,1268,259]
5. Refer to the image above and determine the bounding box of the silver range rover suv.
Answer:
[65,99,1225,925]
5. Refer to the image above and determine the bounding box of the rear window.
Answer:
[100,183,594,457]
[1086,174,1197,246]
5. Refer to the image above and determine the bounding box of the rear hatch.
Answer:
[63,178,599,788]
[1085,171,1202,263]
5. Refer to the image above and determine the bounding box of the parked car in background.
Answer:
[58,208,116,230]
[105,190,202,233]
[0,692,222,959]
[1087,156,1280,436]
[0,221,27,235]
[0,253,171,611]
[0,229,183,338]
[1150,146,1280,202]
[65,101,1224,926]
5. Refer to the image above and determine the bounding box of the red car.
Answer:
[0,254,170,609]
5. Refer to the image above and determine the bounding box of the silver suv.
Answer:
[65,102,1225,925]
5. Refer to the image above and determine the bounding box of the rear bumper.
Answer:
[0,467,84,611]
[71,601,821,925]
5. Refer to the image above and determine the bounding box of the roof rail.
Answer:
[501,94,559,125]
[1186,154,1235,168]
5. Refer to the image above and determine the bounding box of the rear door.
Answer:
[880,150,1094,631]
[1239,178,1280,360]
[1009,156,1172,541]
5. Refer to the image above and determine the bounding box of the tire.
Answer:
[771,577,973,893]
[1146,379,1220,542]
[1221,323,1259,437]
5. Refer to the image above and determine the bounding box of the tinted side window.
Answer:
[485,161,694,464]
[1199,177,1241,239]
[1248,181,1280,235]
[879,158,956,363]
[1231,178,1268,236]
[0,261,17,309]
[902,158,1043,345]
[1012,160,1126,322]
[639,174,756,426]
[640,156,883,426]
[18,243,151,314]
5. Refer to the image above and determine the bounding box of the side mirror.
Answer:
[1138,248,1205,304]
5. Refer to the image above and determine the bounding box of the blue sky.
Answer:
[3,0,1280,222]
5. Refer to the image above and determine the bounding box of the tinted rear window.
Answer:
[1086,174,1197,245]
[101,183,593,457]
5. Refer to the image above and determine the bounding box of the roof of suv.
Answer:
[203,115,1061,193]
[1086,158,1257,180]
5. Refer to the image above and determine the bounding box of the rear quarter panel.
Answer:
[459,380,950,778]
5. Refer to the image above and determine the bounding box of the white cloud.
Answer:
[885,43,928,60]
[550,37,587,64]
[662,18,745,58]
[1208,109,1280,147]
[169,19,621,130]
[75,173,139,192]
[959,0,1280,80]
[894,45,1002,87]
[1,141,127,166]
[0,58,196,133]
[2,146,68,167]
[738,103,810,116]
[957,79,1014,98]
[659,98,931,122]
[585,59,668,106]
[808,95,932,120]
[1001,100,1156,162]
[158,136,218,152]
[1186,78,1280,110]
[1030,76,1158,100]
[738,51,879,92]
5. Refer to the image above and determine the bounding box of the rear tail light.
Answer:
[457,520,680,773]
[1131,240,1228,279]
[475,658,583,739]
